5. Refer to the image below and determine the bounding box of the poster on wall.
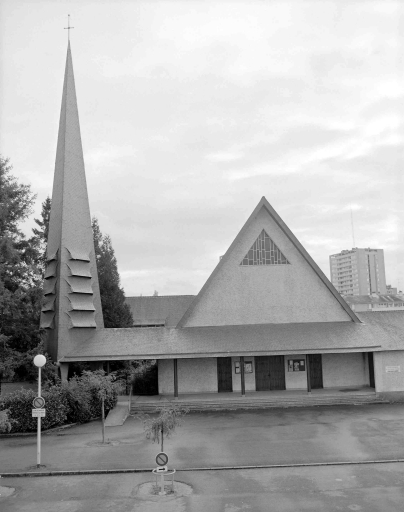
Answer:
[288,359,306,372]
[245,361,253,373]
[235,361,253,374]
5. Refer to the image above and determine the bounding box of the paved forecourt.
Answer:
[1,403,404,475]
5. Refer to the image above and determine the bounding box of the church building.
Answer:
[42,43,404,403]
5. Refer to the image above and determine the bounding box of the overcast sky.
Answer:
[1,0,403,296]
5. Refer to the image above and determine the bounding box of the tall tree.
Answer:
[92,218,133,328]
[0,156,43,354]
[31,196,51,274]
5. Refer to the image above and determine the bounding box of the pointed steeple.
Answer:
[42,43,104,362]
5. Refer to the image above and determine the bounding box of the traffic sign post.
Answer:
[33,396,45,409]
[33,355,46,468]
[154,452,171,494]
[156,452,169,466]
[32,408,46,418]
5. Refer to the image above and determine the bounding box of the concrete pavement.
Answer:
[1,403,404,475]
[1,463,404,511]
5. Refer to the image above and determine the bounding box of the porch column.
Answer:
[89,361,104,372]
[240,356,246,397]
[306,355,311,394]
[106,361,110,375]
[174,358,179,399]
[59,362,69,383]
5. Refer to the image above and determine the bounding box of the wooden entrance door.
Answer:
[368,352,375,388]
[217,357,233,392]
[255,356,286,391]
[308,354,323,389]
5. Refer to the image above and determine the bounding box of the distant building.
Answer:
[329,248,387,296]
[344,294,404,312]
[386,285,398,295]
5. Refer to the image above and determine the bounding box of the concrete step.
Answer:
[130,394,388,413]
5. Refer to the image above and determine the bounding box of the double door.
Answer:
[255,355,286,391]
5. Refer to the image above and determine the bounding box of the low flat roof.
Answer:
[59,311,404,362]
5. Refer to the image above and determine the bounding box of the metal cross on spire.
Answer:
[64,14,74,41]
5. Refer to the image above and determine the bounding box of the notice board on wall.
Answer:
[288,359,306,372]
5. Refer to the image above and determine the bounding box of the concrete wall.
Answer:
[322,353,369,388]
[158,358,218,395]
[285,355,307,390]
[184,206,352,327]
[231,357,256,392]
[374,351,404,392]
[157,353,375,395]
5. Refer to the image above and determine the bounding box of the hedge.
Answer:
[0,387,67,433]
[0,371,121,433]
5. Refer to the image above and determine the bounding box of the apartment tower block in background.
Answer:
[329,248,387,296]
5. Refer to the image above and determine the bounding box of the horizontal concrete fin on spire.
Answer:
[40,311,55,329]
[67,248,91,262]
[65,277,93,294]
[44,278,57,295]
[44,260,58,279]
[68,294,96,311]
[46,249,59,262]
[67,311,97,328]
[41,296,56,312]
[67,261,92,278]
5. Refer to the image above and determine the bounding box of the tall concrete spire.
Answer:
[41,42,104,362]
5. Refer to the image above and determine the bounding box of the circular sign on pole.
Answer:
[156,452,168,466]
[33,396,45,409]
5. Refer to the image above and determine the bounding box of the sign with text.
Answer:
[385,366,401,373]
[32,408,46,418]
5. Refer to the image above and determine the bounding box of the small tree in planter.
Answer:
[141,404,189,452]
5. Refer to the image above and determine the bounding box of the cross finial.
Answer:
[64,14,74,41]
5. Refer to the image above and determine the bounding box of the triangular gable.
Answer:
[241,229,290,266]
[177,197,360,327]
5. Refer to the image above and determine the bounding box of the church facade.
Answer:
[42,43,404,401]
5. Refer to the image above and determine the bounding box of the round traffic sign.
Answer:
[156,452,168,466]
[33,396,45,409]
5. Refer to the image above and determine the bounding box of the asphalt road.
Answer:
[1,403,404,473]
[1,463,404,511]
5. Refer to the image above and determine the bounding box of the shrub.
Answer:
[0,370,122,432]
[0,409,14,433]
[0,387,67,433]
[79,370,121,419]
[60,378,92,424]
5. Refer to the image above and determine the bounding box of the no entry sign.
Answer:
[33,396,45,409]
[156,452,169,466]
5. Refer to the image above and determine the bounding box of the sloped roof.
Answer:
[126,295,195,327]
[177,197,360,327]
[60,311,404,362]
[344,294,404,305]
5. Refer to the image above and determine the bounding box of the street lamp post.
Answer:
[33,354,46,468]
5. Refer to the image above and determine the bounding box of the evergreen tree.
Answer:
[92,218,133,328]
[32,196,51,274]
[0,156,43,355]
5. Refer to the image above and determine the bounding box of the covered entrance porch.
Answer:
[158,351,375,398]
[130,386,385,413]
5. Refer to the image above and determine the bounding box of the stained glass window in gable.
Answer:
[241,230,290,266]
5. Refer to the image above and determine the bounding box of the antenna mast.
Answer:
[350,207,356,248]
